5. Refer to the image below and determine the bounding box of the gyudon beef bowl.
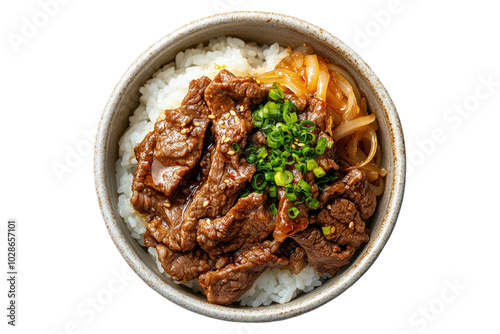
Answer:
[95,12,405,321]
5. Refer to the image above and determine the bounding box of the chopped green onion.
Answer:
[315,137,328,155]
[247,154,257,163]
[269,85,284,101]
[251,174,267,190]
[298,180,311,192]
[306,159,318,171]
[248,87,334,215]
[275,170,293,186]
[313,167,326,178]
[299,120,316,130]
[288,207,300,219]
[295,163,307,173]
[232,142,240,153]
[269,185,278,198]
[256,147,268,160]
[239,189,251,198]
[264,172,275,181]
[305,197,319,209]
[270,203,278,215]
[322,226,331,235]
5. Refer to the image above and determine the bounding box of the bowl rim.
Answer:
[94,11,406,322]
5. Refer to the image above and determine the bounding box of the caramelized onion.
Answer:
[256,69,307,97]
[368,177,385,196]
[304,54,319,94]
[332,114,376,141]
[316,58,330,101]
[355,127,378,169]
[326,63,362,103]
[347,128,367,158]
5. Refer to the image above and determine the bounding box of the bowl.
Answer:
[94,11,406,322]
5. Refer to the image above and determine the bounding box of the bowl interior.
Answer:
[95,12,405,322]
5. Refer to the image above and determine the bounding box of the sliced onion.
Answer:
[326,105,342,132]
[347,128,367,158]
[335,72,357,122]
[332,114,376,141]
[326,64,362,103]
[256,69,307,97]
[360,97,368,116]
[355,127,377,168]
[316,58,330,101]
[368,177,385,196]
[326,85,345,113]
[304,54,319,94]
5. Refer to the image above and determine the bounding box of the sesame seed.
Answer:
[193,121,200,127]
[292,144,296,149]
[221,135,226,142]
[224,113,230,120]
[224,138,230,143]
[239,105,243,111]
[224,179,230,183]
[220,125,226,129]
[331,226,336,233]
[180,128,189,134]
[227,150,235,156]
[206,218,211,224]
[327,205,332,210]
[181,122,186,127]
[349,221,354,229]
[234,116,239,122]
[208,114,215,119]
[298,143,305,147]
[163,203,171,208]
[203,200,210,207]
[200,162,204,166]
[230,110,236,116]
[218,120,224,125]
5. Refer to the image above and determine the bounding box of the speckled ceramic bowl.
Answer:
[94,11,405,322]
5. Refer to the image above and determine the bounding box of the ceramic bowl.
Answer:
[94,11,405,322]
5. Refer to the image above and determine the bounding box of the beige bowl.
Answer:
[94,11,405,322]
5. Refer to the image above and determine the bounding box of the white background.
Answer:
[1,0,499,333]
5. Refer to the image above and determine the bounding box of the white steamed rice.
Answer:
[116,37,328,306]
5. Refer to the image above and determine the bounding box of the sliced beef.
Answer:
[273,167,317,242]
[131,76,212,206]
[250,131,267,147]
[319,169,377,220]
[298,97,328,133]
[277,239,308,274]
[273,186,309,242]
[197,193,275,256]
[284,93,307,112]
[199,245,288,305]
[204,69,269,152]
[156,243,212,283]
[291,227,355,276]
[318,199,370,248]
[173,71,268,251]
[143,229,158,247]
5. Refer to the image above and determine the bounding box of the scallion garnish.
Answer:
[306,159,318,171]
[270,203,278,215]
[232,142,240,153]
[313,167,326,178]
[242,85,339,215]
[315,137,328,155]
[322,226,331,235]
[288,207,300,219]
[269,185,278,198]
